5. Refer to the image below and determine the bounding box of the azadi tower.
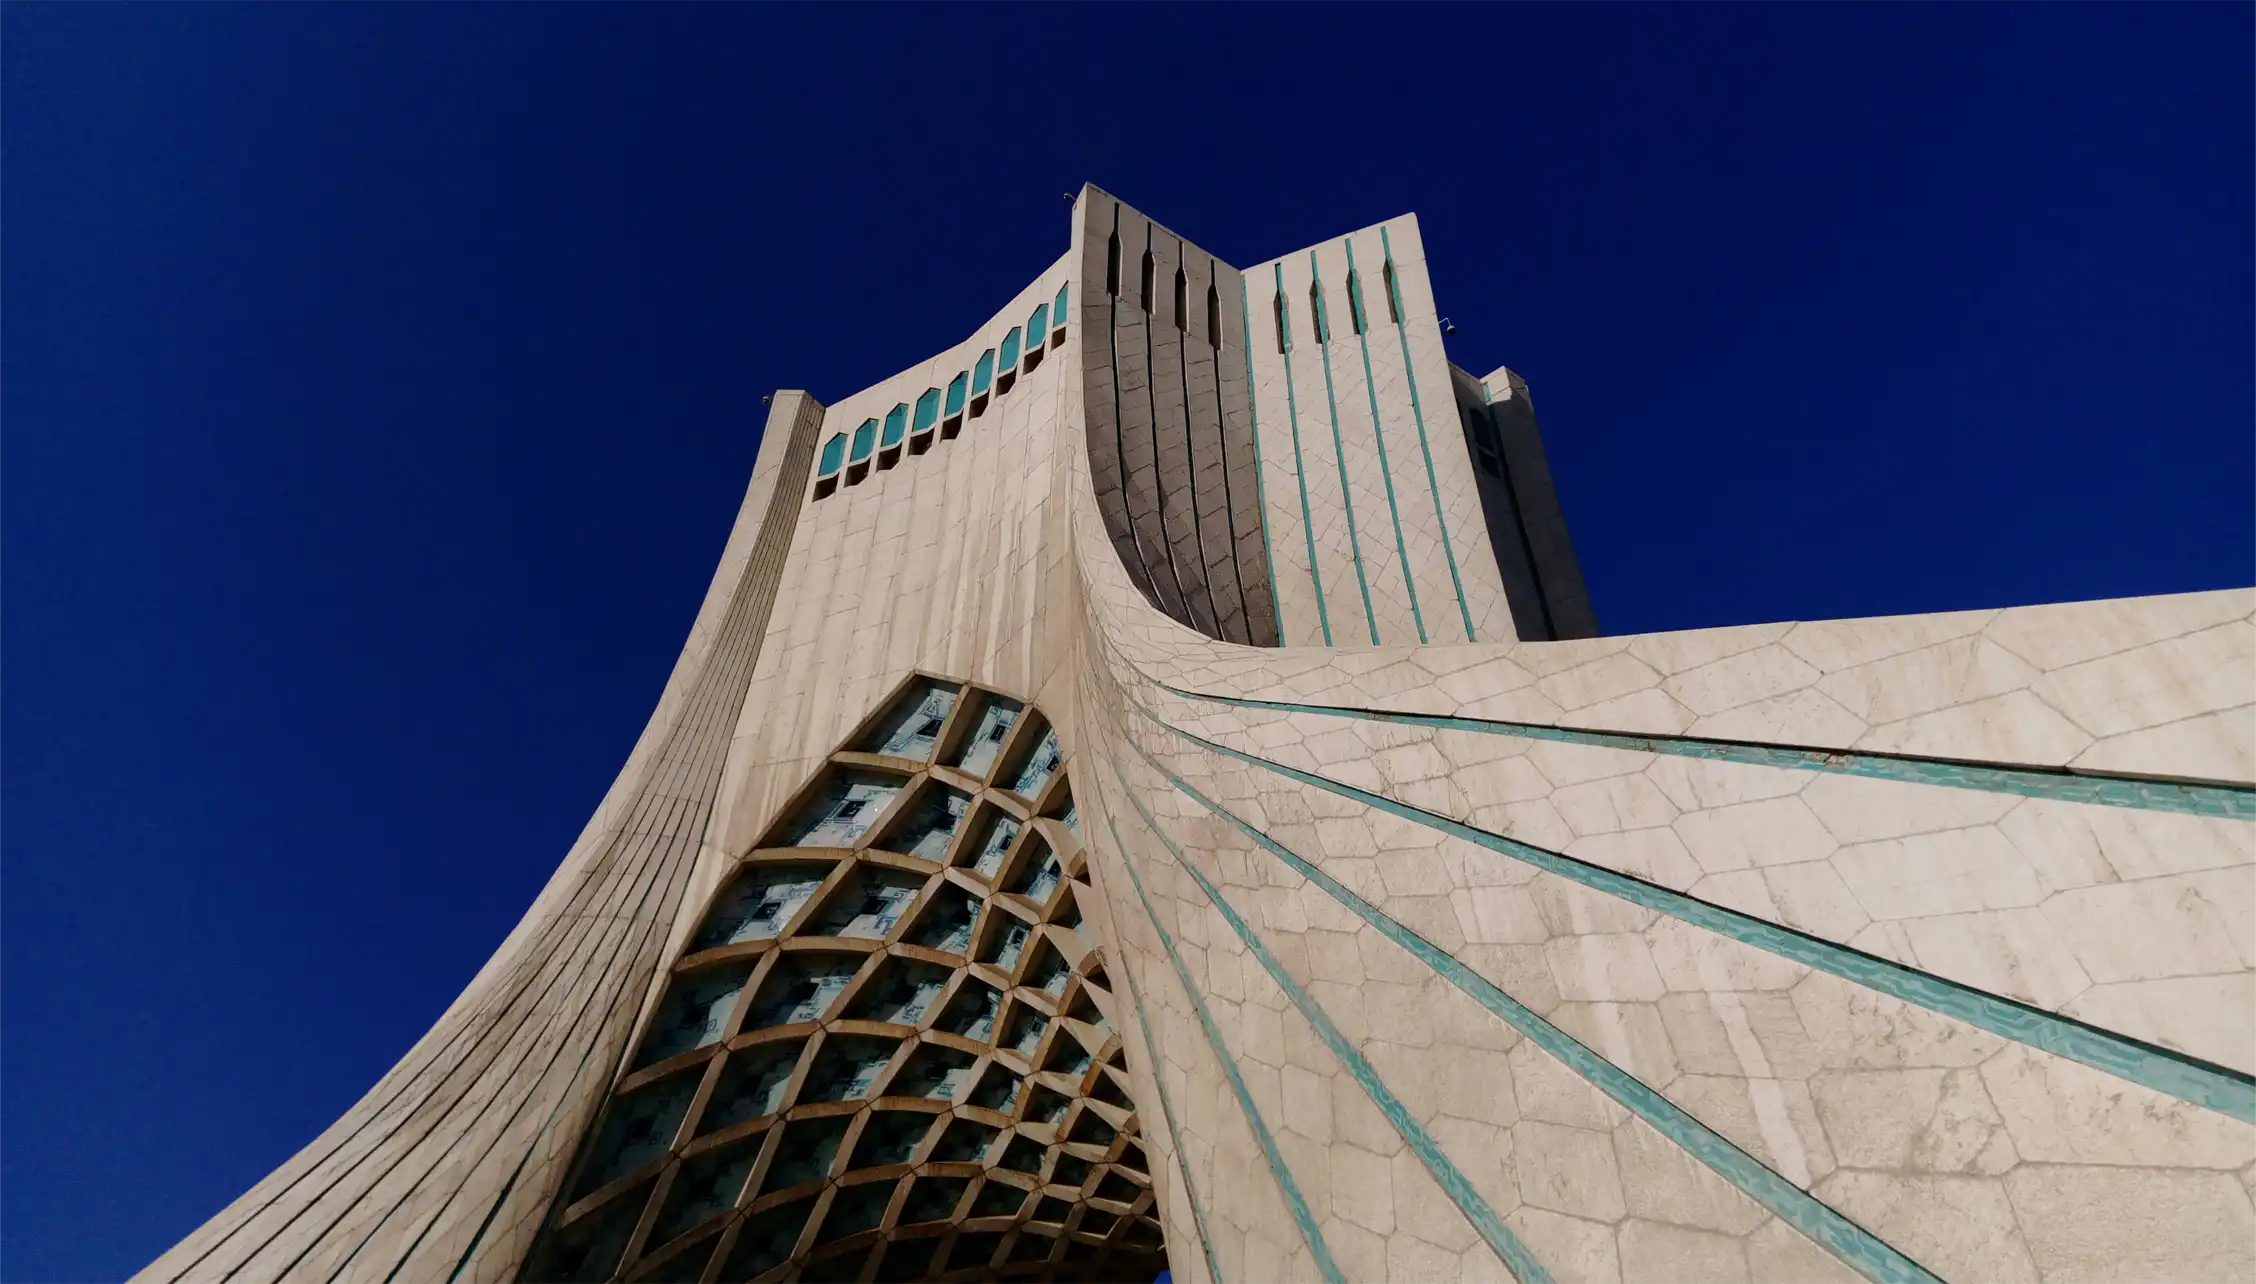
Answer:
[142,188,2253,1284]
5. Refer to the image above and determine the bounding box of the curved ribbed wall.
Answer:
[144,185,2254,1284]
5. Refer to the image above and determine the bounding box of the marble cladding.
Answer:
[141,185,2252,1284]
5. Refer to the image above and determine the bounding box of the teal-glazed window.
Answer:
[944,372,968,415]
[817,433,846,476]
[851,418,878,461]
[998,327,1021,369]
[1026,302,1048,346]
[972,350,995,394]
[1051,282,1068,327]
[881,403,908,447]
[913,388,940,434]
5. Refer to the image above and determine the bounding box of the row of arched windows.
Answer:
[1271,258,1405,353]
[813,282,1071,498]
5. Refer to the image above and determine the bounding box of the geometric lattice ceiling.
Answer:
[524,675,1167,1283]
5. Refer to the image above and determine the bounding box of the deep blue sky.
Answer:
[5,5,2249,1279]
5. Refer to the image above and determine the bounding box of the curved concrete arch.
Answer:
[143,187,2255,1284]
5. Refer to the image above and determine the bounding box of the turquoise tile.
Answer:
[1130,697,2256,1125]
[1156,684,2254,822]
[1109,760,1551,1284]
[1099,804,1342,1283]
[1121,736,1942,1284]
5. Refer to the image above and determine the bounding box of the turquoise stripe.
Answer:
[1273,264,1331,646]
[1344,240,1426,644]
[1113,928,1225,1284]
[1109,761,1552,1284]
[1150,680,2256,822]
[1381,227,1476,642]
[1237,277,1285,646]
[1100,804,1344,1283]
[1119,741,1940,1284]
[1127,697,2256,1123]
[1309,251,1381,645]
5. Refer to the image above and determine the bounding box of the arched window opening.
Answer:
[1346,270,1367,336]
[814,432,847,498]
[881,403,909,448]
[1106,233,1120,295]
[1022,303,1049,372]
[847,417,878,487]
[1383,260,1402,324]
[910,387,941,454]
[1139,250,1155,314]
[997,327,1022,394]
[943,371,969,437]
[1172,268,1188,331]
[1308,280,1327,344]
[1273,291,1288,354]
[970,349,996,417]
[1206,283,1221,349]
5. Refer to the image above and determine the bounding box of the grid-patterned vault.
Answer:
[524,676,1166,1284]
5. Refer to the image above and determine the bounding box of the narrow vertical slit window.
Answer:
[1346,270,1366,336]
[1273,291,1288,353]
[1383,259,1402,324]
[1139,250,1155,314]
[1463,406,1501,476]
[1206,283,1221,347]
[1308,281,1327,344]
[1172,268,1187,331]
[1106,233,1120,295]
